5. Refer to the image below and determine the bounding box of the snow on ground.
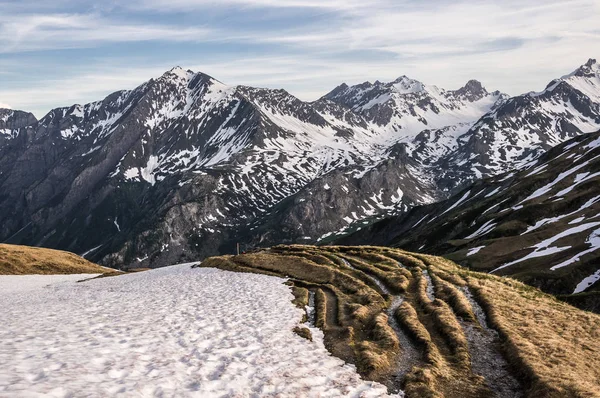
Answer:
[0,265,396,398]
[465,220,497,240]
[0,274,100,294]
[466,246,486,257]
[574,269,600,294]
[491,222,600,273]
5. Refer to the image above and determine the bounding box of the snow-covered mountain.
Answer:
[340,129,600,312]
[440,58,600,185]
[1,59,599,268]
[0,108,37,133]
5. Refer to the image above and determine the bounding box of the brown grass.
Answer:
[313,288,327,329]
[339,254,409,293]
[431,273,476,322]
[291,286,309,308]
[394,301,442,366]
[0,243,112,275]
[198,244,600,398]
[293,326,313,341]
[469,276,600,397]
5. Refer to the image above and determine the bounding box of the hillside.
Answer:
[341,130,600,312]
[1,259,393,397]
[199,245,600,398]
[0,243,109,275]
[0,60,599,269]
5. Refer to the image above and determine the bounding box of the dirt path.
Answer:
[322,287,340,327]
[459,287,523,398]
[338,255,422,393]
[385,296,423,393]
[422,270,435,301]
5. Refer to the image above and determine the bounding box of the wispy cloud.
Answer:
[0,13,213,53]
[0,0,598,116]
[132,0,380,11]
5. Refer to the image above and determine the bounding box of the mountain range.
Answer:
[1,58,599,272]
[341,128,600,311]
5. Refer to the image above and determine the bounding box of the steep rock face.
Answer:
[0,109,37,131]
[0,109,38,183]
[1,60,600,269]
[1,68,435,267]
[239,142,439,247]
[440,58,600,185]
[340,130,600,311]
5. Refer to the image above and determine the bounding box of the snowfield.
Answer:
[0,265,396,397]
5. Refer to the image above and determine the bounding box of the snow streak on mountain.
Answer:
[1,60,599,268]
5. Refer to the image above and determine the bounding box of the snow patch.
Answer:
[0,266,398,397]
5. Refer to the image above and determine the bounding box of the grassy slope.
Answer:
[199,245,600,398]
[339,131,600,312]
[0,243,110,275]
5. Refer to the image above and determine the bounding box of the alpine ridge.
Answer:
[1,59,599,269]
[340,129,600,312]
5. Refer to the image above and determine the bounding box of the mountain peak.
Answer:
[390,75,424,94]
[162,66,195,81]
[572,58,599,78]
[454,79,488,101]
[463,79,484,91]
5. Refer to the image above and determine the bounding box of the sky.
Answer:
[0,0,599,118]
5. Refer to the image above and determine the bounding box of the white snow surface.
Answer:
[466,246,486,257]
[491,222,600,273]
[573,269,600,294]
[0,265,397,398]
[465,219,497,239]
[0,274,100,294]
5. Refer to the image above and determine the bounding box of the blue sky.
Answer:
[1,0,599,117]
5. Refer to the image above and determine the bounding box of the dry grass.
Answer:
[431,273,476,322]
[291,286,309,308]
[371,313,400,350]
[293,326,313,341]
[199,244,600,398]
[339,254,409,293]
[356,341,392,375]
[394,301,442,366]
[0,243,111,275]
[314,288,327,329]
[469,276,600,397]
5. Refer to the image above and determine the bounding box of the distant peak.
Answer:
[455,79,488,101]
[464,79,484,91]
[573,58,599,77]
[391,75,419,84]
[390,75,424,94]
[323,82,350,99]
[163,66,195,80]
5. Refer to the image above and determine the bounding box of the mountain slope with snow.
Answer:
[1,60,600,268]
[340,129,600,312]
[440,58,600,185]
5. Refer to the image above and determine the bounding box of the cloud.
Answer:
[0,102,11,109]
[132,0,380,11]
[0,0,598,115]
[0,13,213,53]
